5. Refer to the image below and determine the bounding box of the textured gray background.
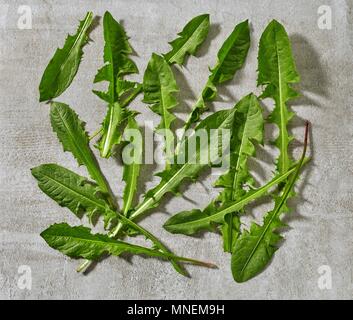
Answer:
[0,0,352,299]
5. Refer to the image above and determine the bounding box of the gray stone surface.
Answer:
[0,0,352,299]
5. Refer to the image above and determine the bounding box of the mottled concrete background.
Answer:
[0,0,352,299]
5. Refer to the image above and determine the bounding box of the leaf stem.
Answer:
[175,95,204,155]
[87,163,116,210]
[76,260,92,273]
[89,128,102,141]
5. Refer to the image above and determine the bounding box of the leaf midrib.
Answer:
[160,79,171,130]
[102,104,116,156]
[123,163,139,215]
[105,23,118,102]
[275,28,288,174]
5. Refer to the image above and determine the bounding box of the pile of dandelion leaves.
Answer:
[34,11,310,282]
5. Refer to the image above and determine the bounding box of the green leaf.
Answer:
[143,53,178,132]
[231,123,308,282]
[163,162,303,235]
[257,20,300,175]
[39,12,93,102]
[122,117,142,215]
[93,11,138,104]
[93,12,139,158]
[215,93,263,204]
[125,107,238,223]
[50,102,112,200]
[143,53,179,162]
[207,19,250,87]
[42,223,216,270]
[31,164,110,223]
[231,199,285,282]
[41,223,188,262]
[164,14,210,65]
[181,20,250,133]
